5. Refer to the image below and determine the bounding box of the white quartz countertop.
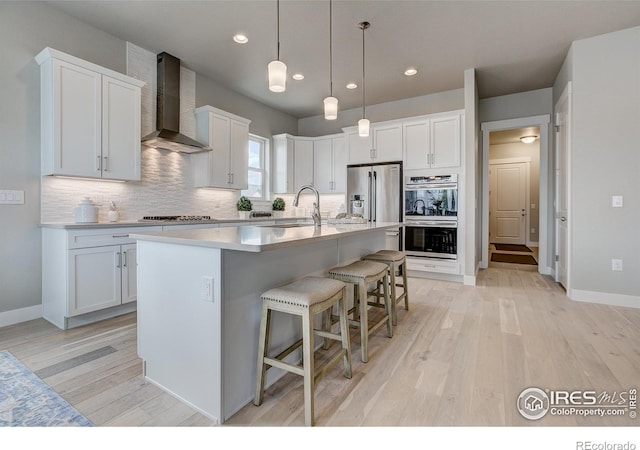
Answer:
[39,216,309,229]
[131,222,401,252]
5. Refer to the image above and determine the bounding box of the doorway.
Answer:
[481,116,550,274]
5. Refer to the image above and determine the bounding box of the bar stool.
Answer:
[254,276,352,427]
[328,260,392,363]
[363,250,409,326]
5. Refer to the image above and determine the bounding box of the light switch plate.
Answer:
[612,195,623,208]
[0,190,25,205]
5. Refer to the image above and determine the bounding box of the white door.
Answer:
[68,245,122,316]
[229,119,249,189]
[555,83,571,288]
[489,162,527,245]
[102,75,141,181]
[121,244,138,304]
[430,114,461,168]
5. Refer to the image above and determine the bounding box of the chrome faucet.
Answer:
[293,185,321,227]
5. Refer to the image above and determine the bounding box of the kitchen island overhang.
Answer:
[131,222,400,424]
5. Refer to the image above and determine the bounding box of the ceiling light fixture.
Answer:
[268,0,287,92]
[323,0,338,120]
[346,82,357,89]
[292,73,304,80]
[358,21,370,137]
[404,67,418,76]
[520,135,537,144]
[233,34,248,44]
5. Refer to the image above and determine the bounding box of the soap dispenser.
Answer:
[108,201,119,223]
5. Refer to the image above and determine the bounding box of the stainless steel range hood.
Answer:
[141,52,210,153]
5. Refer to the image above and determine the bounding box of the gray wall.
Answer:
[0,2,297,315]
[479,88,553,123]
[298,89,464,137]
[564,26,640,297]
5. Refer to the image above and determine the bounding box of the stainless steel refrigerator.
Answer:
[347,162,403,250]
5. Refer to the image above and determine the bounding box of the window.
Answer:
[242,134,268,200]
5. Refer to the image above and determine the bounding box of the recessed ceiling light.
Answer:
[404,68,418,76]
[346,82,357,89]
[233,34,248,44]
[292,73,304,81]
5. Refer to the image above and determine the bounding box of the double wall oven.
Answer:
[404,174,458,259]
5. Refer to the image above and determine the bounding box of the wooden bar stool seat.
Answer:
[363,250,409,326]
[254,276,352,427]
[328,260,393,363]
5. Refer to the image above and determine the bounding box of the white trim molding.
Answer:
[570,289,639,309]
[0,304,43,328]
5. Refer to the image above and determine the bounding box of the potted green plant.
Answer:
[236,196,253,219]
[272,197,286,218]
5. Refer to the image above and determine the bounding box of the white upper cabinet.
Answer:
[272,134,314,193]
[345,122,402,164]
[313,134,346,193]
[403,110,463,170]
[193,105,251,189]
[36,48,144,181]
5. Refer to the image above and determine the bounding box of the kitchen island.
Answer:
[131,221,399,424]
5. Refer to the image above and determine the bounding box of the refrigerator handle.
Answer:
[367,171,372,222]
[372,170,377,222]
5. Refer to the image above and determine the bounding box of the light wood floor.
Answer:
[1,267,638,427]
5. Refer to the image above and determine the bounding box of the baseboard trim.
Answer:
[0,304,43,328]
[570,289,639,309]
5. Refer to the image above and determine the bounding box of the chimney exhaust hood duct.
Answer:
[141,52,210,153]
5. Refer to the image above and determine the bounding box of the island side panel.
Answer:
[137,240,223,423]
[221,228,388,420]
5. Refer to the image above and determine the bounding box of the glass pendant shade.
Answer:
[268,60,287,92]
[324,96,338,120]
[358,118,370,137]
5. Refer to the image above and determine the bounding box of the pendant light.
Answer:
[268,0,287,92]
[323,0,338,120]
[358,21,370,137]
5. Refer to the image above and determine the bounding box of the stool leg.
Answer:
[359,280,369,363]
[301,311,315,426]
[401,260,409,310]
[383,272,393,338]
[388,262,398,326]
[338,287,352,379]
[322,307,331,350]
[254,303,271,406]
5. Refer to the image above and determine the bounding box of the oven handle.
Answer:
[405,221,457,228]
[405,183,457,190]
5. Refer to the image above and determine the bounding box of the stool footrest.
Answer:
[264,356,305,377]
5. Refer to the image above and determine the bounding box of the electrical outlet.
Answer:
[202,276,214,301]
[612,196,623,208]
[611,259,623,271]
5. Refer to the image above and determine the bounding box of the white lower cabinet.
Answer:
[406,257,460,275]
[42,226,160,329]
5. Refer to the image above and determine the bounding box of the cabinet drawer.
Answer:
[68,226,162,249]
[406,257,459,274]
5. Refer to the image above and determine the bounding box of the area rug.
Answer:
[491,253,537,265]
[0,350,93,427]
[493,243,533,252]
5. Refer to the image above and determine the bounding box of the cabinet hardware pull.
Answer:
[112,234,129,238]
[116,251,122,268]
[122,251,127,267]
[96,155,101,171]
[230,173,234,184]
[103,156,108,172]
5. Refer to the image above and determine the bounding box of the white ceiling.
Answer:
[48,0,640,119]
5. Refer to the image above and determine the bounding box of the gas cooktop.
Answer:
[139,215,213,222]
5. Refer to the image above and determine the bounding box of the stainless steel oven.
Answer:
[404,174,458,259]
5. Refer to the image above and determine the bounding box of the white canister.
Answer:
[75,197,98,223]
